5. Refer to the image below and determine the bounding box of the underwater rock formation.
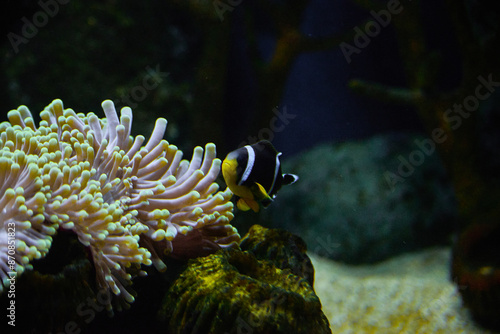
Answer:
[160,224,330,334]
[451,222,500,330]
[160,248,331,334]
[260,133,457,263]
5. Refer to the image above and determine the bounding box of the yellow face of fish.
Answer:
[222,156,255,202]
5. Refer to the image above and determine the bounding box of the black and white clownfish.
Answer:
[222,140,298,212]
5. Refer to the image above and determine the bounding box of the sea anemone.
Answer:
[0,99,239,309]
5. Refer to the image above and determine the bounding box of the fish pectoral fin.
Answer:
[282,173,299,185]
[236,198,251,211]
[237,198,260,212]
[250,183,272,202]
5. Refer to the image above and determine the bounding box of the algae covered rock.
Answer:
[262,133,457,263]
[239,224,315,286]
[160,225,331,334]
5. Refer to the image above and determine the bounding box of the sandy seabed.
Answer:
[310,247,496,334]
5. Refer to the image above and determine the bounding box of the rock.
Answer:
[239,224,315,286]
[159,249,331,334]
[261,133,457,263]
[159,225,331,334]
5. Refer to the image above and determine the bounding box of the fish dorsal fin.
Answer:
[282,173,299,185]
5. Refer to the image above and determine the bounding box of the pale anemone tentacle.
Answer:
[0,98,239,310]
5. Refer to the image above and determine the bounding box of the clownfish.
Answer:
[222,140,298,212]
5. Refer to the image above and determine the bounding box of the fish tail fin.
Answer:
[282,173,299,185]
